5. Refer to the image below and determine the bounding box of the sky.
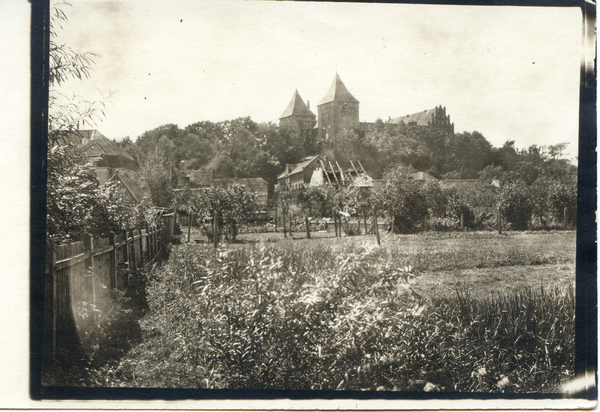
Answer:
[53,1,582,159]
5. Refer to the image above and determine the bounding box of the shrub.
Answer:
[500,184,533,230]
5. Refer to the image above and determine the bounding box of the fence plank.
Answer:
[108,232,116,293]
[83,234,96,325]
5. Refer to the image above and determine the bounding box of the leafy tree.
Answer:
[499,184,534,230]
[547,181,577,227]
[188,184,257,241]
[376,166,429,232]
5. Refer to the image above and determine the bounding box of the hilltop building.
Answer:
[279,90,316,131]
[390,105,454,133]
[279,73,455,146]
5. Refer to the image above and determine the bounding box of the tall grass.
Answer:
[99,242,574,392]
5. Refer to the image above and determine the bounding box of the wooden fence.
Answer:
[44,225,165,360]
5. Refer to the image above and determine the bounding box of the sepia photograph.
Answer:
[29,0,595,405]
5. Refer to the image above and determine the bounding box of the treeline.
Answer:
[115,117,576,209]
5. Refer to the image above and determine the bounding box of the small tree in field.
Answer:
[273,183,295,237]
[188,184,256,242]
[295,187,331,238]
[499,184,534,230]
[377,166,429,233]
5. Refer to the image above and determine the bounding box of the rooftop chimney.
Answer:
[307,100,310,110]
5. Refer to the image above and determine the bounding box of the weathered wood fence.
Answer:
[44,225,166,360]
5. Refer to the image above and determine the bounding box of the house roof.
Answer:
[279,90,316,119]
[59,129,105,146]
[70,130,138,171]
[318,73,359,106]
[106,172,151,206]
[277,155,324,179]
[390,109,437,127]
[213,177,269,196]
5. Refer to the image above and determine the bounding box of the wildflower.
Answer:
[471,367,487,379]
[497,375,510,390]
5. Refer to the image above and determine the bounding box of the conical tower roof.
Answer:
[279,90,316,119]
[318,73,359,106]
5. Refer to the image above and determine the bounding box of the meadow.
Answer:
[53,230,576,392]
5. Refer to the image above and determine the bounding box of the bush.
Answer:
[445,194,475,228]
[473,212,496,231]
[500,185,533,231]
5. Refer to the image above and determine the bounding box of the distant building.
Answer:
[277,74,455,154]
[390,105,454,134]
[65,129,138,185]
[174,166,269,206]
[279,90,316,131]
[276,155,325,190]
[316,73,360,144]
[105,171,153,206]
[61,129,150,206]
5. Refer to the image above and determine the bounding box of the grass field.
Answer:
[190,229,576,298]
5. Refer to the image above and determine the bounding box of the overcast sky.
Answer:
[54,1,582,159]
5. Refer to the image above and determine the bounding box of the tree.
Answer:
[499,184,534,231]
[188,184,257,242]
[376,166,429,233]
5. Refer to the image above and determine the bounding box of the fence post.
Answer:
[122,230,129,288]
[563,206,568,230]
[139,229,145,267]
[83,233,96,325]
[108,232,116,292]
[460,213,464,230]
[131,230,138,272]
[497,206,502,234]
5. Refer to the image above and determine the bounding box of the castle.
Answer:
[279,73,454,144]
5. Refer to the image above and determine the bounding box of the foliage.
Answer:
[444,191,475,228]
[97,240,574,392]
[499,184,534,230]
[376,166,429,231]
[46,3,157,243]
[188,184,257,241]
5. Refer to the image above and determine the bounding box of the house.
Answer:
[276,155,325,190]
[105,171,153,206]
[65,129,139,185]
[309,159,373,189]
[174,166,269,206]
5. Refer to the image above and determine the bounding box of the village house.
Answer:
[64,129,151,206]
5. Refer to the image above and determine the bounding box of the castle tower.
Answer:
[317,73,359,144]
[279,89,316,130]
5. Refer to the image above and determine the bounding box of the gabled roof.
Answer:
[59,129,104,146]
[279,90,316,119]
[390,109,437,127]
[278,155,324,179]
[318,73,359,106]
[106,172,152,206]
[70,130,138,171]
